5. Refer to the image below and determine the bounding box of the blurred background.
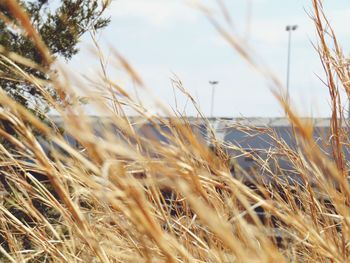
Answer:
[65,0,350,117]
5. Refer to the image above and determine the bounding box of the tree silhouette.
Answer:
[0,0,110,114]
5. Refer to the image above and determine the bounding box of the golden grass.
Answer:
[0,0,349,262]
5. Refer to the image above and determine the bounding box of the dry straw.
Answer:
[0,0,349,262]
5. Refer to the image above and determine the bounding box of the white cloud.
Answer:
[250,6,350,49]
[250,15,313,46]
[324,8,350,51]
[108,0,200,28]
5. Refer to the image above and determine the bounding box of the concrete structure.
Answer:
[45,116,345,183]
[218,117,350,186]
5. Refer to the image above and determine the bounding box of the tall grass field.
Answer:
[0,0,349,262]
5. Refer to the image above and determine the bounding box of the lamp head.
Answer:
[286,25,298,31]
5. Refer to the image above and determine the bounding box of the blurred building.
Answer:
[45,116,347,181]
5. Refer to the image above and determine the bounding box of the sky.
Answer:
[66,0,350,118]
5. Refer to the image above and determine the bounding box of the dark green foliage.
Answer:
[0,0,110,112]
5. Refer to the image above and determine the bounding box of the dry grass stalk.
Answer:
[0,0,349,262]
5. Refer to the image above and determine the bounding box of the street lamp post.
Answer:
[286,25,298,104]
[209,81,219,118]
